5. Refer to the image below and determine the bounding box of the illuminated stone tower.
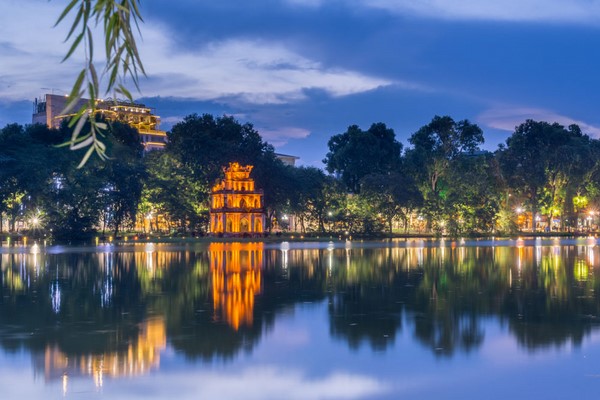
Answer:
[210,162,265,236]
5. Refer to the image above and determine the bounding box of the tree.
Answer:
[250,157,296,233]
[288,167,343,233]
[323,123,402,193]
[443,152,503,234]
[167,114,276,185]
[164,113,291,234]
[44,119,147,239]
[100,121,146,236]
[360,172,422,234]
[143,151,207,233]
[0,123,59,232]
[498,120,594,231]
[405,115,484,230]
[0,119,148,239]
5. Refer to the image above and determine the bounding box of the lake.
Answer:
[1,237,600,399]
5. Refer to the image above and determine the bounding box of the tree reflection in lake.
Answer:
[1,239,600,386]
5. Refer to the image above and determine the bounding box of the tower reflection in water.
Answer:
[34,318,166,394]
[209,242,263,330]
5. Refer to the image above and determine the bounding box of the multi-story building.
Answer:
[210,162,265,236]
[32,94,167,151]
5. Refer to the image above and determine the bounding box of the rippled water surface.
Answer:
[2,238,600,399]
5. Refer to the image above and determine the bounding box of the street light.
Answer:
[587,211,595,231]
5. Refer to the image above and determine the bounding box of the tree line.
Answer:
[2,113,600,239]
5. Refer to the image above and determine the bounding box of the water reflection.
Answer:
[35,317,166,393]
[210,242,263,330]
[1,240,600,381]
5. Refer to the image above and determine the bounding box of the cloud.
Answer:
[0,1,75,99]
[477,106,600,137]
[364,0,600,24]
[178,367,391,400]
[138,27,393,104]
[257,127,312,147]
[0,0,395,108]
[160,116,185,125]
[0,363,392,400]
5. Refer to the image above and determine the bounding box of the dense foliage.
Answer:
[3,113,600,238]
[0,119,143,239]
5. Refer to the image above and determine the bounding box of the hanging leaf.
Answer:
[56,0,145,167]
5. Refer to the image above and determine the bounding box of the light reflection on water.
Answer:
[1,239,600,399]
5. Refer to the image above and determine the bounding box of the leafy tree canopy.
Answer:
[323,122,402,193]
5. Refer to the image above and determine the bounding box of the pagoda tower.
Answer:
[210,162,265,236]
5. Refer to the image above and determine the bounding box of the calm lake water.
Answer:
[2,238,600,399]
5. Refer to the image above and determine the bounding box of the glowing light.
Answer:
[209,243,263,330]
[209,163,265,235]
[62,374,68,396]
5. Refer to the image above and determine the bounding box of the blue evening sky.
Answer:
[1,0,600,166]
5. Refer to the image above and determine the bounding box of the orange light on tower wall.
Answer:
[209,162,266,236]
[209,242,263,330]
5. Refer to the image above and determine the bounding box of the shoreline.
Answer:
[1,230,598,247]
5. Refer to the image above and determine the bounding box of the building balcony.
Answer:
[210,207,264,213]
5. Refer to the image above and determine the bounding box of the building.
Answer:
[210,162,265,236]
[275,153,299,166]
[32,94,167,151]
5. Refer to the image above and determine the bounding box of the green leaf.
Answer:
[117,84,132,101]
[71,111,89,144]
[64,6,84,40]
[70,135,94,150]
[77,145,96,169]
[87,27,94,62]
[62,32,84,62]
[54,0,79,27]
[89,62,99,91]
